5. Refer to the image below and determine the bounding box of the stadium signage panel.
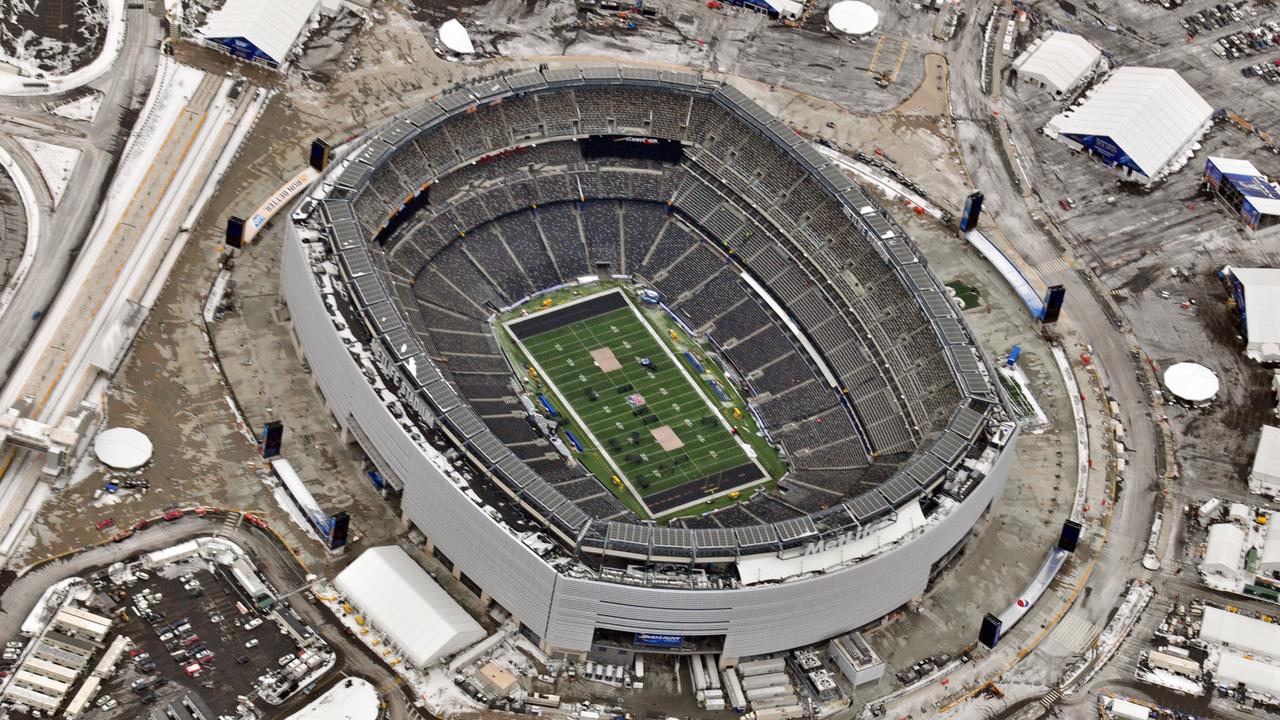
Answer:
[372,340,438,423]
[635,634,683,648]
[802,527,870,556]
[244,166,318,244]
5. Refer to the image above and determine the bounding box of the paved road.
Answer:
[0,3,161,387]
[851,2,1165,716]
[948,0,1156,636]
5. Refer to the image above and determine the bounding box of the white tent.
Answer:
[1260,519,1280,575]
[826,1,879,36]
[94,427,153,470]
[1162,362,1219,405]
[1252,426,1280,497]
[334,546,486,667]
[1106,698,1151,720]
[1216,652,1280,698]
[438,19,475,55]
[1201,523,1244,579]
[1227,267,1280,364]
[1201,607,1280,659]
[202,0,320,66]
[1011,31,1101,95]
[1045,67,1212,181]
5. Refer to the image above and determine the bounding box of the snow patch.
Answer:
[1135,667,1204,696]
[51,90,104,122]
[15,136,80,205]
[286,677,380,720]
[0,0,125,96]
[0,0,107,78]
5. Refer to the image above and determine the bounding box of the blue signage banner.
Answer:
[1062,133,1145,177]
[635,633,683,648]
[1225,172,1280,201]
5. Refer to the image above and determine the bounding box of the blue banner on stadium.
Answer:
[635,633,683,648]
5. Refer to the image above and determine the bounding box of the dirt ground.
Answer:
[15,88,392,571]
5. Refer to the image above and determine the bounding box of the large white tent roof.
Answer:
[1217,652,1280,698]
[94,427,153,470]
[1228,267,1280,362]
[826,1,879,35]
[1162,362,1219,404]
[1253,425,1280,484]
[202,0,320,65]
[1201,607,1280,659]
[1048,67,1212,177]
[1011,31,1101,94]
[334,546,485,667]
[287,677,379,720]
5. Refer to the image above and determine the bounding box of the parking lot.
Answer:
[80,559,304,718]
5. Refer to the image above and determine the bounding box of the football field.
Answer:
[506,290,767,516]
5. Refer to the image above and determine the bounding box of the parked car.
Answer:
[95,518,115,530]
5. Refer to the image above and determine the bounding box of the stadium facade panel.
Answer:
[282,65,1018,659]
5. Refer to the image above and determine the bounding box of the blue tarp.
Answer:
[564,429,584,452]
[538,394,557,417]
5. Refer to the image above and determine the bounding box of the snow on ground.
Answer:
[272,485,321,543]
[287,677,379,720]
[100,58,202,221]
[0,0,124,96]
[20,577,92,635]
[51,90,104,122]
[0,0,107,77]
[1135,668,1205,696]
[15,137,80,205]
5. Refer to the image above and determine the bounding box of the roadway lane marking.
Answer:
[30,83,216,417]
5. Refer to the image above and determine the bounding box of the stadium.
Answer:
[282,65,1018,662]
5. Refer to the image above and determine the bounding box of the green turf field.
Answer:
[506,290,766,515]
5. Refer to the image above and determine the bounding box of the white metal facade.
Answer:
[280,68,1018,660]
